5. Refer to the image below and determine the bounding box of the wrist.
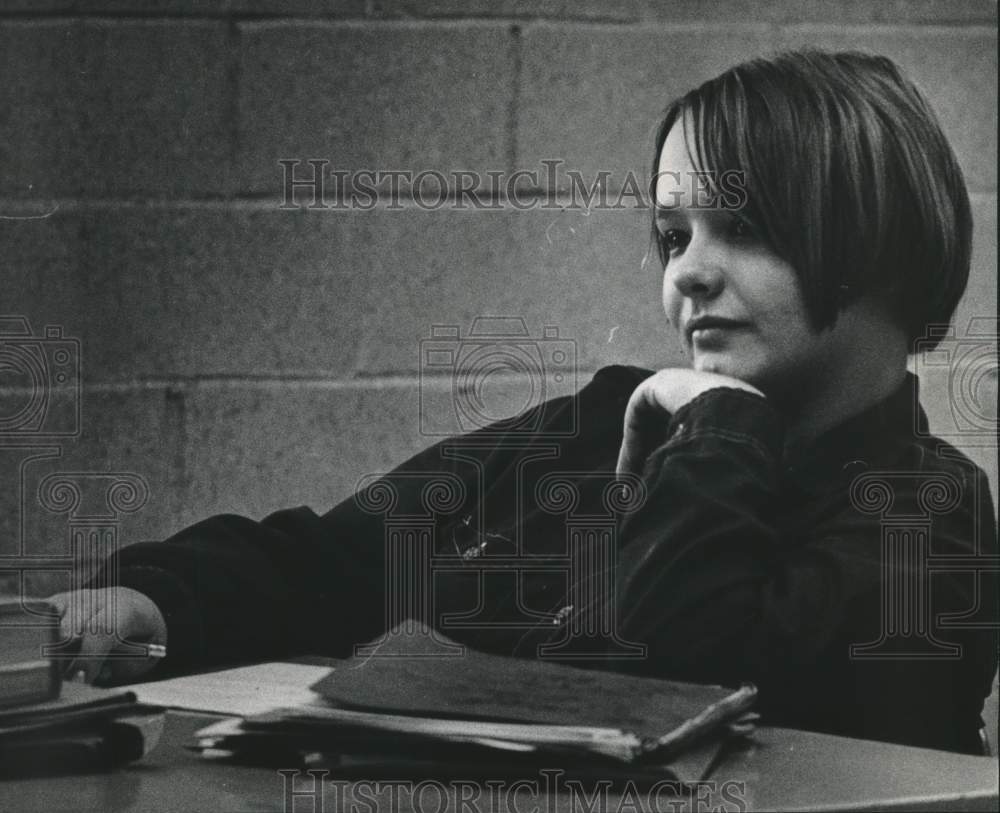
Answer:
[666,387,783,457]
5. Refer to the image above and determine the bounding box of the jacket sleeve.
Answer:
[611,387,998,753]
[104,365,647,674]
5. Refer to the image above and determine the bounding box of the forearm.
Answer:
[110,507,377,670]
[615,388,801,683]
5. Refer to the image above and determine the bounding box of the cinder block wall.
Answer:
[1,1,996,584]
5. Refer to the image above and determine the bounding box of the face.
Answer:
[654,118,843,400]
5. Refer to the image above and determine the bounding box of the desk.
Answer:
[0,712,996,812]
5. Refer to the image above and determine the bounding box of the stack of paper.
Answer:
[189,623,758,782]
[127,661,332,716]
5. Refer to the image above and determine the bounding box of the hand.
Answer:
[47,588,168,685]
[617,368,764,477]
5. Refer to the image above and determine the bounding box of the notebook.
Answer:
[309,623,757,764]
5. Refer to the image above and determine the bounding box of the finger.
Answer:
[56,630,84,678]
[71,604,117,684]
[53,591,96,675]
[617,391,647,477]
[50,595,86,676]
[617,406,671,478]
[617,434,669,476]
[73,634,115,684]
[616,438,640,478]
[617,418,647,478]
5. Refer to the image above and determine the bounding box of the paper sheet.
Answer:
[125,662,333,717]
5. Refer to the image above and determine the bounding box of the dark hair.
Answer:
[650,49,972,351]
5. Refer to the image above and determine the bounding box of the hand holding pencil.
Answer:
[46,587,168,685]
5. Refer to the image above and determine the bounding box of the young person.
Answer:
[50,49,997,755]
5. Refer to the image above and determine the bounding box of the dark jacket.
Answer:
[110,365,998,754]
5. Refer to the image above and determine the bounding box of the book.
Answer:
[0,597,61,707]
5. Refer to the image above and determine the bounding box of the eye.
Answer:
[659,228,690,256]
[730,215,757,239]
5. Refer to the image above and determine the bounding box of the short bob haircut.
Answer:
[650,49,972,352]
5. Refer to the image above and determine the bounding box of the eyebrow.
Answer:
[653,205,686,226]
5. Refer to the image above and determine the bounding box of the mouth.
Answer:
[685,316,750,344]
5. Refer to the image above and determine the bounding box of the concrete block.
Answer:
[2,0,995,22]
[517,26,779,198]
[80,206,380,379]
[951,196,998,344]
[348,205,676,377]
[369,0,641,21]
[636,0,998,24]
[228,0,368,15]
[5,205,381,380]
[0,20,231,198]
[236,22,515,195]
[0,385,182,595]
[70,1,232,13]
[0,1,75,11]
[4,202,667,382]
[178,381,435,526]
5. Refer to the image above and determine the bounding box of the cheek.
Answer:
[748,271,810,333]
[744,284,810,344]
[661,274,682,325]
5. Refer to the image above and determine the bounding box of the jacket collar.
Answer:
[782,372,926,492]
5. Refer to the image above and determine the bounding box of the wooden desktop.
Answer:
[1,710,996,812]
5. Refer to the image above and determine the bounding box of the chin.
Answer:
[693,354,744,378]
[694,353,773,390]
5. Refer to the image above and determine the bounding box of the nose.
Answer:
[661,241,726,329]
[668,244,725,301]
